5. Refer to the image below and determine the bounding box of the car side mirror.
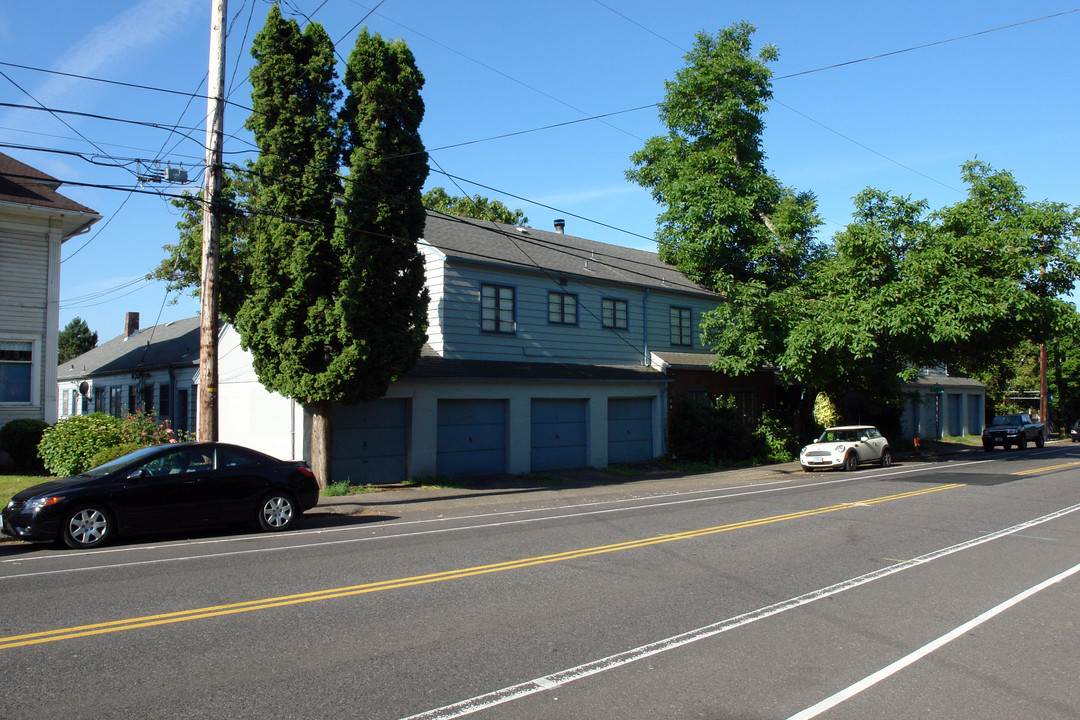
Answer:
[859,436,869,442]
[127,468,151,480]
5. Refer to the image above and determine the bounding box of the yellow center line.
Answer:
[0,483,964,650]
[1012,461,1080,476]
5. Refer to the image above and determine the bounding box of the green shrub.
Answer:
[754,410,798,463]
[38,413,123,477]
[668,396,767,464]
[0,418,49,471]
[87,442,143,470]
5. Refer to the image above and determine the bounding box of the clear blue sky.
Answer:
[2,1,1077,341]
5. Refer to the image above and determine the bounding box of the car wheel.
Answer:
[1017,437,1027,450]
[880,449,892,468]
[843,453,858,472]
[1036,434,1045,448]
[62,505,112,549]
[983,442,992,452]
[257,493,297,532]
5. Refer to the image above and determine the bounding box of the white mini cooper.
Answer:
[800,425,892,472]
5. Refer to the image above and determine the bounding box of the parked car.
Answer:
[1,442,319,549]
[981,413,1044,451]
[800,425,892,472]
[1070,421,1080,443]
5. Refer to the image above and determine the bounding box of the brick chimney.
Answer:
[124,312,140,339]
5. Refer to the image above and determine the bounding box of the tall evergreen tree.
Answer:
[58,317,97,364]
[235,10,429,487]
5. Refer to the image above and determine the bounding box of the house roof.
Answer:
[420,211,712,297]
[408,344,666,383]
[902,375,986,391]
[0,152,101,239]
[58,316,202,380]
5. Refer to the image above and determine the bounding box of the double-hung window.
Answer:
[670,306,692,346]
[481,284,515,334]
[0,340,33,403]
[548,291,578,326]
[602,298,628,330]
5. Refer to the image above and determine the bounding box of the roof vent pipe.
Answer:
[553,218,565,234]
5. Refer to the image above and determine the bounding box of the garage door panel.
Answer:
[531,399,586,472]
[333,399,408,484]
[437,400,506,478]
[608,397,654,464]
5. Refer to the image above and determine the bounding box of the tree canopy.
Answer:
[423,187,528,226]
[58,317,97,364]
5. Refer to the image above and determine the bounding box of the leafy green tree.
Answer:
[148,165,253,321]
[423,187,528,226]
[57,317,97,363]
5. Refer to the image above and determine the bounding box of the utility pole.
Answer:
[198,0,226,441]
[1040,342,1049,440]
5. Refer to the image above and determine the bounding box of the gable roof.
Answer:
[58,316,202,380]
[0,151,101,239]
[420,211,712,297]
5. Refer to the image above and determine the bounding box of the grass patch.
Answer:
[413,476,469,489]
[516,473,564,484]
[321,480,381,497]
[0,473,52,500]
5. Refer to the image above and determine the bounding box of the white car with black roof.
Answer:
[799,425,892,472]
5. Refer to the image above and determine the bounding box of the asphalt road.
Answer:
[2,444,1079,719]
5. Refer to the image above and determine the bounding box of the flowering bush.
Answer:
[38,413,123,477]
[119,411,187,446]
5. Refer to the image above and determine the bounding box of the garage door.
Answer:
[437,399,507,478]
[608,397,654,464]
[531,399,587,472]
[333,399,409,484]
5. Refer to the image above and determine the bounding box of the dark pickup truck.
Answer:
[982,413,1045,451]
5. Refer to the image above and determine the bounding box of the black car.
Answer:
[1,442,319,549]
[1071,422,1080,443]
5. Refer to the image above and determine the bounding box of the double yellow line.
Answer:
[0,483,963,650]
[1012,461,1080,476]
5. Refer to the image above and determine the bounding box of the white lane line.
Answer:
[398,501,1080,720]
[786,559,1080,720]
[0,461,985,579]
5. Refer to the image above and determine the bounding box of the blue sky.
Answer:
[1,0,1077,341]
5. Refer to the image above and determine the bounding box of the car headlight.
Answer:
[835,445,846,453]
[25,495,64,511]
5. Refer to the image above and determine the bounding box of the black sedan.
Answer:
[1,442,320,549]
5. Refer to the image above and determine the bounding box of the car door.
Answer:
[112,448,208,531]
[191,447,270,525]
[853,429,882,463]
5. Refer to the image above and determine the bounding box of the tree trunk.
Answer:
[309,399,333,490]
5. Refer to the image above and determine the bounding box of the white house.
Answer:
[0,152,100,429]
[218,212,728,483]
[58,313,200,434]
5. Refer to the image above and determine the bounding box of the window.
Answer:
[670,307,692,346]
[109,387,122,418]
[602,298,628,330]
[481,284,515,334]
[548,291,578,325]
[0,340,33,403]
[159,384,171,417]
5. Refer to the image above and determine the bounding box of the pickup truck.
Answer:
[982,413,1045,451]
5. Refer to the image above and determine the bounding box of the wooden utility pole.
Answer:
[1040,342,1049,440]
[198,0,227,441]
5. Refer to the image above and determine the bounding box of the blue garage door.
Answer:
[967,394,983,436]
[333,399,409,484]
[437,400,507,478]
[531,399,587,472]
[608,397,654,464]
[947,394,962,436]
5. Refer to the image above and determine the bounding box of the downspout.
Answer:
[642,288,650,366]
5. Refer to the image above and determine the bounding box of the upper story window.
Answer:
[602,298,628,330]
[481,283,515,334]
[670,306,692,346]
[0,340,33,403]
[548,291,578,326]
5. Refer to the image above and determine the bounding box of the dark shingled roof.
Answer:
[0,152,100,226]
[58,316,201,380]
[407,344,666,383]
[421,211,713,297]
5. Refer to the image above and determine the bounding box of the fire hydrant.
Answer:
[913,437,921,453]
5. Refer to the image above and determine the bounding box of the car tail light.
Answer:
[297,466,315,479]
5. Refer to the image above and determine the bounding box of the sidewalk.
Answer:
[312,438,990,518]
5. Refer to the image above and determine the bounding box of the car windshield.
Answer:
[80,445,171,478]
[818,429,863,443]
[991,415,1022,427]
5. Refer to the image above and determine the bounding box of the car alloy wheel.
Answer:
[258,493,296,531]
[63,506,111,549]
[843,453,858,472]
[880,449,892,468]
